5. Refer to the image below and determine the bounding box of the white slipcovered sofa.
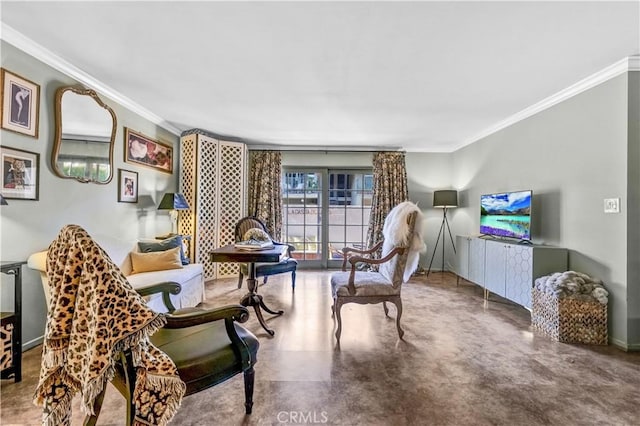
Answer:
[27,233,205,313]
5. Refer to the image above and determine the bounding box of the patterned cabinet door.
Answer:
[504,245,533,309]
[456,236,470,280]
[468,237,486,285]
[484,240,506,297]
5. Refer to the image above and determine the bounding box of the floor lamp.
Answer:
[427,190,458,276]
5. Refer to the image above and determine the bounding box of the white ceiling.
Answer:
[1,1,638,152]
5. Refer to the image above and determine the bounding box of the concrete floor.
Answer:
[1,271,639,425]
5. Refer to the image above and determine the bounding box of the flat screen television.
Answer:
[480,190,532,241]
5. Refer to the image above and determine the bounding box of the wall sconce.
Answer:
[135,194,156,218]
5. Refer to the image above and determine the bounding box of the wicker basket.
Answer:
[531,287,608,345]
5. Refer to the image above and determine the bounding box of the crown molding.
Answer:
[1,23,181,136]
[455,56,639,152]
[247,144,400,152]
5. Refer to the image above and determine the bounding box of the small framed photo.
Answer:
[118,169,138,203]
[1,68,40,138]
[1,146,39,200]
[124,127,173,173]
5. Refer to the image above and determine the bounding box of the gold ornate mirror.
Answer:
[52,86,117,184]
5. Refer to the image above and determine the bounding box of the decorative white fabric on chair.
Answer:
[379,201,426,283]
[330,201,425,343]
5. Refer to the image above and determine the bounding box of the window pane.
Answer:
[282,168,371,264]
[285,225,305,243]
[328,225,345,243]
[328,206,346,225]
[304,226,320,243]
[328,242,344,260]
[345,225,364,243]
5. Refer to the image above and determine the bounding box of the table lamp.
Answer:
[427,190,458,276]
[158,192,189,234]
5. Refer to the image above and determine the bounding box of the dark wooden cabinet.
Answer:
[1,260,25,382]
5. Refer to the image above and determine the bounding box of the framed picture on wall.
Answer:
[118,169,138,203]
[1,146,39,200]
[124,127,173,174]
[1,68,40,138]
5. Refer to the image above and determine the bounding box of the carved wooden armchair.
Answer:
[330,202,424,342]
[235,216,298,290]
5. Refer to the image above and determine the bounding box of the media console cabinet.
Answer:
[456,236,568,310]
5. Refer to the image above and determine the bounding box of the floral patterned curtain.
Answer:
[366,152,409,251]
[248,151,283,240]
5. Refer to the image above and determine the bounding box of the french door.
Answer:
[282,168,373,268]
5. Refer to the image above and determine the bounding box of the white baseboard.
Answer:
[23,336,43,351]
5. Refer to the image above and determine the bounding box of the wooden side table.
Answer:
[1,260,25,382]
[210,245,286,336]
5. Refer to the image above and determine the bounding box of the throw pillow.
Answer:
[130,246,183,274]
[138,235,189,265]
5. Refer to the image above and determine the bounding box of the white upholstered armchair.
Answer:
[330,201,425,342]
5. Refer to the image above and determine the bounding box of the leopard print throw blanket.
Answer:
[33,225,185,425]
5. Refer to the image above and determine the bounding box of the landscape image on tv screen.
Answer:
[480,190,532,240]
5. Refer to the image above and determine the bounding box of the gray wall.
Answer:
[449,73,635,348]
[0,42,179,349]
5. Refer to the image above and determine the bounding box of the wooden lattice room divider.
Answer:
[179,130,247,280]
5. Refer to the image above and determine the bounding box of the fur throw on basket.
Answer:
[380,201,426,283]
[534,271,608,304]
[33,225,185,425]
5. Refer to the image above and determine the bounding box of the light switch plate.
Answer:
[604,198,620,213]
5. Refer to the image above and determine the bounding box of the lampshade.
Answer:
[158,193,189,210]
[433,190,458,208]
[0,195,8,206]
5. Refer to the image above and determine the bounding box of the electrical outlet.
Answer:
[604,198,620,213]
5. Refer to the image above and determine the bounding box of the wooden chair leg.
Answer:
[244,367,255,415]
[291,270,296,291]
[83,385,107,426]
[393,299,404,340]
[335,299,343,342]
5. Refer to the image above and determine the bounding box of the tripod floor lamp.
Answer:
[427,190,458,276]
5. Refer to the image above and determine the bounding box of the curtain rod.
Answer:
[248,147,404,153]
